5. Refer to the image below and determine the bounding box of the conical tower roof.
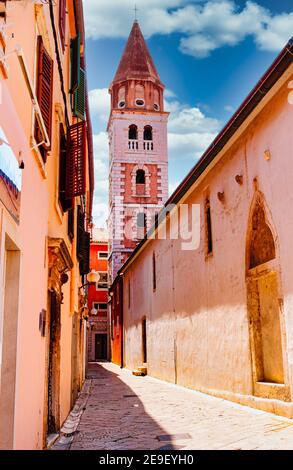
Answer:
[113,21,162,85]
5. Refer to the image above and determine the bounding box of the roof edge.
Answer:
[112,37,293,283]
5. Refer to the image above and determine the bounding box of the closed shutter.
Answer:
[58,124,72,212]
[35,36,53,147]
[76,206,90,275]
[66,121,86,199]
[80,231,90,275]
[59,0,66,52]
[73,68,85,119]
[70,33,80,93]
[76,205,84,262]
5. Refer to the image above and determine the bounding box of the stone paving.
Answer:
[53,362,293,450]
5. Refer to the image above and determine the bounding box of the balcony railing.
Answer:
[143,141,153,151]
[128,140,138,150]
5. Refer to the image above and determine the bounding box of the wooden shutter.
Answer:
[66,121,86,198]
[76,205,85,262]
[36,36,53,146]
[80,231,90,275]
[70,33,80,93]
[76,206,90,274]
[59,0,66,52]
[58,124,72,212]
[73,68,85,119]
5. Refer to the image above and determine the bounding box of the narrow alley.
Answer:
[53,363,293,451]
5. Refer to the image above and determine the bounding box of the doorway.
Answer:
[47,290,61,435]
[95,334,107,360]
[249,272,284,383]
[246,196,288,399]
[0,236,20,449]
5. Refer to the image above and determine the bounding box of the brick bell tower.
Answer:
[108,20,169,282]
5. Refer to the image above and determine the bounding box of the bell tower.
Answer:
[108,20,169,282]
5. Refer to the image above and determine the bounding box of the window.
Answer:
[66,121,86,198]
[205,198,213,255]
[73,68,85,120]
[97,272,108,290]
[144,126,152,141]
[67,207,74,241]
[70,33,80,93]
[137,213,147,239]
[152,252,156,291]
[98,252,108,259]
[35,36,53,162]
[154,103,160,111]
[93,302,107,311]
[128,125,138,140]
[136,169,145,185]
[135,98,145,107]
[76,206,90,275]
[118,101,125,108]
[58,0,66,52]
[58,123,72,213]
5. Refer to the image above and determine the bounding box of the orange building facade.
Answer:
[0,1,94,449]
[87,228,109,362]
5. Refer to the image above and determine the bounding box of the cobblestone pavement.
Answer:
[53,362,293,450]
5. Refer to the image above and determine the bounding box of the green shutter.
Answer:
[73,68,85,120]
[70,33,80,93]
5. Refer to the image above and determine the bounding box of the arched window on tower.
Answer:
[128,125,138,150]
[143,126,153,151]
[136,169,145,195]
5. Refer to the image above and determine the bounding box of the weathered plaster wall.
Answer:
[122,75,293,415]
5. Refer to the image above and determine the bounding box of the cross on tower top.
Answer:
[134,4,138,22]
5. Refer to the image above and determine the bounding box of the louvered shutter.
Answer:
[76,205,84,261]
[76,206,90,275]
[80,231,90,275]
[35,36,53,146]
[70,33,80,93]
[58,124,72,212]
[73,68,85,119]
[66,121,86,198]
[59,0,66,52]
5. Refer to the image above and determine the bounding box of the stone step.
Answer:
[132,365,147,376]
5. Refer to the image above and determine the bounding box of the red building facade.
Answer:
[87,228,109,361]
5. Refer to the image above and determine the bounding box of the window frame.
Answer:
[96,271,108,290]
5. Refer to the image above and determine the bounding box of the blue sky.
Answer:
[83,0,293,226]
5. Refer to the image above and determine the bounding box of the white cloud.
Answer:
[89,88,110,125]
[165,95,221,160]
[84,0,293,57]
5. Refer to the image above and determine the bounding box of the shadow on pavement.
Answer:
[70,362,180,451]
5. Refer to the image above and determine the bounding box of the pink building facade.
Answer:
[108,21,169,282]
[0,1,93,449]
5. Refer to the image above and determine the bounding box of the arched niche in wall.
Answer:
[245,191,289,400]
